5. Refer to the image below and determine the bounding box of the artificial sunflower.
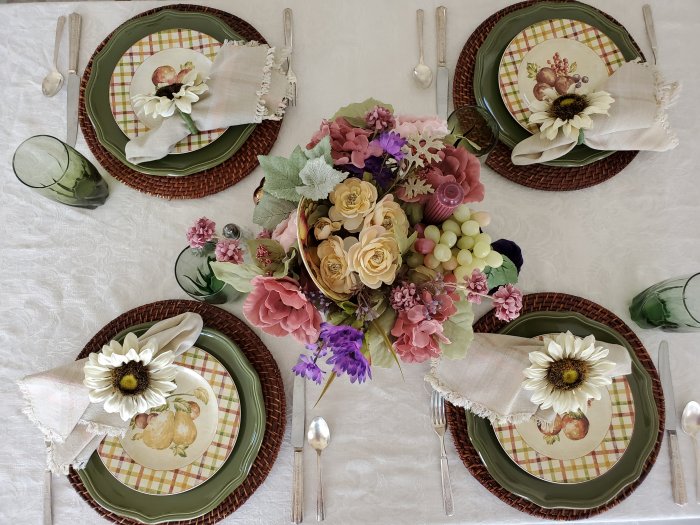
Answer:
[132,69,209,120]
[83,333,178,421]
[529,90,614,141]
[522,331,616,414]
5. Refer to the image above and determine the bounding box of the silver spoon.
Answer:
[42,16,66,97]
[681,401,700,503]
[307,416,331,521]
[413,9,433,88]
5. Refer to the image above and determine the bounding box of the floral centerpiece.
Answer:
[207,99,524,395]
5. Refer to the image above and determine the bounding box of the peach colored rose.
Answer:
[316,236,358,295]
[391,305,450,363]
[271,211,299,252]
[314,217,342,241]
[243,276,321,344]
[347,225,401,289]
[363,194,409,240]
[328,178,378,232]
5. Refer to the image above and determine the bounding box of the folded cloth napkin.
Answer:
[125,41,294,165]
[425,332,631,425]
[18,313,203,473]
[511,60,680,165]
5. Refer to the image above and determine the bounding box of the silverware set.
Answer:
[411,7,449,119]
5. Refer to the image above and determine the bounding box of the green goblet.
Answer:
[175,244,231,304]
[630,273,700,331]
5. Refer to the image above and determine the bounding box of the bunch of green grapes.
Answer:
[407,204,503,281]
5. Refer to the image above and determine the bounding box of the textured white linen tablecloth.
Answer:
[1,1,699,524]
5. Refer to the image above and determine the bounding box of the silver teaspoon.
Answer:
[681,401,700,503]
[42,15,66,97]
[413,9,433,88]
[307,416,331,521]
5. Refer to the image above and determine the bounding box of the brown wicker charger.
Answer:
[79,5,283,199]
[67,300,286,524]
[445,292,664,520]
[453,0,643,191]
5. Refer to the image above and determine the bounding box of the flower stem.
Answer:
[178,109,198,135]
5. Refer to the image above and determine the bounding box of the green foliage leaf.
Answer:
[272,247,297,278]
[569,62,577,73]
[337,301,358,315]
[257,148,306,202]
[304,135,333,164]
[331,98,394,127]
[366,308,400,370]
[131,432,143,440]
[440,300,475,359]
[484,255,519,290]
[194,388,209,405]
[247,238,287,273]
[398,231,418,255]
[296,157,348,201]
[527,62,539,79]
[252,191,298,230]
[211,262,264,293]
[314,371,337,407]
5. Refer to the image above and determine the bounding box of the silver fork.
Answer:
[44,440,52,525]
[431,390,454,516]
[283,8,297,106]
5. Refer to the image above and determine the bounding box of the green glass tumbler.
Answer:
[629,273,700,331]
[175,244,231,304]
[448,106,500,157]
[13,135,109,209]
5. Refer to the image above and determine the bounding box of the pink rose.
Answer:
[243,276,322,344]
[307,117,382,169]
[391,306,450,363]
[394,115,449,139]
[271,211,299,252]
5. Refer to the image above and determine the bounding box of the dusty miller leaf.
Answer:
[304,135,333,164]
[210,262,264,293]
[252,191,297,230]
[440,300,475,360]
[258,147,306,202]
[295,157,348,201]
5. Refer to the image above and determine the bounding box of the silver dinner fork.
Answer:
[44,440,52,525]
[431,390,454,516]
[283,8,297,106]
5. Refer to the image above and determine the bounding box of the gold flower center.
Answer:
[111,360,149,395]
[549,93,589,122]
[547,358,588,390]
[345,192,358,206]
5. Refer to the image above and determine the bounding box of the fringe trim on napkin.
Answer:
[643,59,681,148]
[17,378,65,443]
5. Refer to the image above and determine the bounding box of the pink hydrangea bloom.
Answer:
[417,145,484,204]
[421,290,457,322]
[242,276,322,344]
[271,211,298,252]
[215,239,244,263]
[465,269,489,304]
[307,117,382,169]
[186,217,216,248]
[365,106,395,132]
[394,115,449,139]
[391,305,450,363]
[390,282,418,311]
[492,284,523,322]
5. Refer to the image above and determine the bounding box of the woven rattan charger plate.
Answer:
[453,0,643,191]
[67,300,285,524]
[446,293,664,520]
[79,4,283,199]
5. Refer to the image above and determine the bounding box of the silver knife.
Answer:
[66,13,82,147]
[291,375,306,523]
[436,6,449,121]
[642,4,658,65]
[659,341,687,506]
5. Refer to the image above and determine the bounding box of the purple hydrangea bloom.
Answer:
[319,323,371,384]
[292,354,325,384]
[376,131,407,160]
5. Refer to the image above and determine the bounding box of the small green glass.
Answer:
[174,244,231,304]
[448,105,500,157]
[629,273,700,331]
[13,135,109,209]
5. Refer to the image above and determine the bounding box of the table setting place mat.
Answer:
[446,292,664,520]
[453,0,648,191]
[65,300,285,525]
[79,4,285,199]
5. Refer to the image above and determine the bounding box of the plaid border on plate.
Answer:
[498,18,626,131]
[97,347,241,495]
[493,377,635,483]
[109,28,226,154]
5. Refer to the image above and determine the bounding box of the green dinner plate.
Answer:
[466,311,659,509]
[473,2,641,167]
[78,323,266,523]
[85,10,257,176]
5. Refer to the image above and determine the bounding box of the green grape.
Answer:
[443,256,458,271]
[473,241,491,259]
[406,252,424,268]
[453,265,472,282]
[474,233,492,246]
[461,220,480,236]
[424,253,441,269]
[457,236,475,250]
[485,251,503,268]
[452,204,471,223]
[439,231,458,248]
[424,225,441,243]
[473,256,488,270]
[433,244,452,262]
[471,211,491,227]
[441,219,461,235]
[457,249,473,266]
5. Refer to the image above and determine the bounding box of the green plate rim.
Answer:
[473,2,641,167]
[85,9,257,177]
[77,323,266,523]
[466,311,659,509]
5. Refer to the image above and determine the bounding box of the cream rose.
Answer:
[314,217,342,241]
[316,236,358,295]
[363,194,409,239]
[347,225,401,289]
[328,178,377,232]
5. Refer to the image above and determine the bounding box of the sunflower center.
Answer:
[111,360,149,395]
[549,93,589,121]
[547,358,588,390]
[155,83,183,99]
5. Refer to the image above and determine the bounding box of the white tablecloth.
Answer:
[1,1,699,524]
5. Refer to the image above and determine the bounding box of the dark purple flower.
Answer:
[292,354,325,384]
[375,132,407,160]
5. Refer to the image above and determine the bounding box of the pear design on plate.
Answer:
[142,411,175,450]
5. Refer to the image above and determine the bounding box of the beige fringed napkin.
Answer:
[125,41,294,165]
[511,60,680,165]
[425,332,631,425]
[18,313,203,473]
